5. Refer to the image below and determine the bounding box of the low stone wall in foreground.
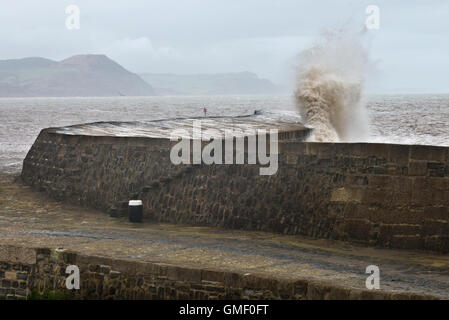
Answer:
[0,245,435,300]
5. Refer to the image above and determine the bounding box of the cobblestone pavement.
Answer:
[1,172,449,298]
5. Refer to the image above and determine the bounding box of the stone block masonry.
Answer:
[0,245,436,300]
[22,128,449,253]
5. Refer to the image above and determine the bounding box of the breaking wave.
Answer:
[294,29,372,142]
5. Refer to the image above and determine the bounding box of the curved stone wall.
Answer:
[22,128,449,252]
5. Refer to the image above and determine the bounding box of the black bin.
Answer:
[128,200,143,223]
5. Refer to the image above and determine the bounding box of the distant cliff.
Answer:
[139,71,286,95]
[0,55,155,97]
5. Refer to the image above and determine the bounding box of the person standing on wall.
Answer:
[203,107,207,117]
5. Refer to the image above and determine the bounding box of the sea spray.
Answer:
[294,29,372,142]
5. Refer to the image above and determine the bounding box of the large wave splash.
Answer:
[294,29,372,142]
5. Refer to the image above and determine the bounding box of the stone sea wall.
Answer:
[22,129,449,252]
[0,245,434,300]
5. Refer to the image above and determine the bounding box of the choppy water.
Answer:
[1,94,449,173]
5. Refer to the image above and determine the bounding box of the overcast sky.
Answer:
[0,0,448,93]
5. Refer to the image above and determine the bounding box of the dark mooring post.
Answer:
[128,200,143,223]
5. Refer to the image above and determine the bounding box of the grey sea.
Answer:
[1,94,449,173]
